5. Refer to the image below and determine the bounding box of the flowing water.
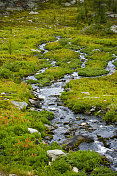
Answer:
[25,37,117,171]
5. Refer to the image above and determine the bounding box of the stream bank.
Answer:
[24,37,117,171]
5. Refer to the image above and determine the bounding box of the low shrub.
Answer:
[0,68,13,79]
[91,166,117,176]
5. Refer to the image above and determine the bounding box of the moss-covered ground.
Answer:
[0,0,117,175]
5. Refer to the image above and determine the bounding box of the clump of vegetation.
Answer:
[61,71,117,122]
[40,150,117,176]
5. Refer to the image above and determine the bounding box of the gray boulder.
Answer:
[29,98,42,108]
[11,101,28,109]
[47,149,66,161]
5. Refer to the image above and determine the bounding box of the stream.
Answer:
[25,37,117,171]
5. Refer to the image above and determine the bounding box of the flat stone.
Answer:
[37,95,45,100]
[28,128,40,134]
[11,101,28,110]
[110,25,117,33]
[29,99,42,108]
[47,149,66,161]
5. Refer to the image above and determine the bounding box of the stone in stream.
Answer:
[113,130,117,138]
[57,98,63,106]
[64,130,70,135]
[47,149,66,161]
[63,135,94,151]
[64,121,70,125]
[29,98,42,108]
[79,122,91,130]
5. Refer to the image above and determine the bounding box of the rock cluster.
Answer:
[0,0,45,11]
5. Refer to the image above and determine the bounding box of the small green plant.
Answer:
[8,39,13,55]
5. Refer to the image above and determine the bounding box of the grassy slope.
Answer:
[0,1,117,175]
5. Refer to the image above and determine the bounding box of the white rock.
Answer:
[28,128,39,134]
[80,122,87,126]
[110,25,117,33]
[47,149,66,161]
[81,92,90,95]
[1,92,5,95]
[71,0,76,4]
[29,11,38,15]
[65,2,71,6]
[72,167,79,173]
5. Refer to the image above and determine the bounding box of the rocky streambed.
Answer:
[24,37,117,171]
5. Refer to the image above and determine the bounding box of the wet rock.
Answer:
[37,95,45,101]
[76,117,81,120]
[48,107,58,112]
[54,125,58,129]
[113,130,117,138]
[79,122,91,129]
[47,149,66,161]
[64,121,69,125]
[48,131,55,135]
[90,106,96,113]
[57,99,63,106]
[63,135,94,150]
[97,136,109,148]
[29,98,42,108]
[47,102,55,106]
[64,130,70,135]
[11,101,28,110]
[70,126,77,131]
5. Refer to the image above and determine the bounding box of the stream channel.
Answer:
[25,37,117,171]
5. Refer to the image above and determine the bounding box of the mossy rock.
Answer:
[63,135,94,151]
